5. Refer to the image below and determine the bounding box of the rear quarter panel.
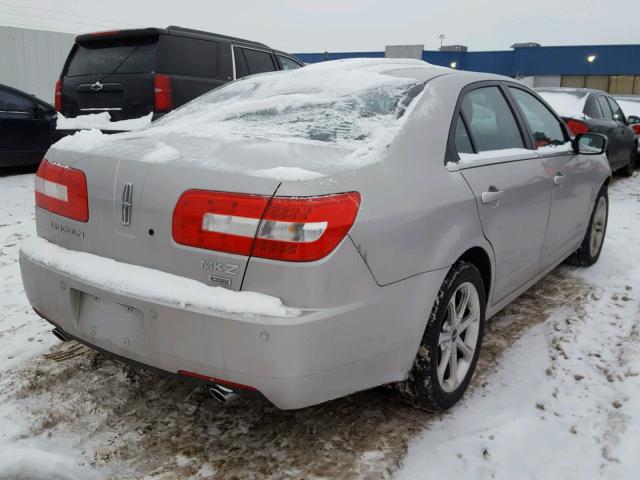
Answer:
[277,74,490,287]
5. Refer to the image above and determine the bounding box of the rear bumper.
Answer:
[19,237,447,409]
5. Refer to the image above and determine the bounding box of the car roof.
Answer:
[76,26,270,49]
[0,83,54,109]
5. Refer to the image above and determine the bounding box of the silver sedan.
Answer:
[20,59,611,410]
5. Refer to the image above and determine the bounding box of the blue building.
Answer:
[295,44,640,95]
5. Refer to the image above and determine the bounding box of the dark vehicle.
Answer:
[56,26,304,122]
[537,88,637,176]
[0,84,57,167]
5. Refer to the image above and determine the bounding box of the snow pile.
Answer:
[536,141,574,154]
[57,112,152,131]
[252,166,325,181]
[537,90,589,118]
[0,445,99,480]
[20,237,299,318]
[142,141,181,162]
[138,58,433,167]
[52,129,111,153]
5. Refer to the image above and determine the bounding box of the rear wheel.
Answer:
[396,261,485,411]
[567,186,608,266]
[619,150,636,177]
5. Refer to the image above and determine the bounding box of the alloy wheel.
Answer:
[589,196,607,258]
[437,282,481,392]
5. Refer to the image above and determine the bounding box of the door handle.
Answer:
[553,173,566,185]
[481,188,504,205]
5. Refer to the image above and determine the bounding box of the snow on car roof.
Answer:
[537,89,589,119]
[51,59,446,172]
[137,58,440,163]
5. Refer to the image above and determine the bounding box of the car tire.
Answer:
[567,185,608,267]
[619,151,635,177]
[396,260,486,411]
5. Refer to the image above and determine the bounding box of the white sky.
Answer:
[0,0,638,53]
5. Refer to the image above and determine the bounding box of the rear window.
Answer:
[147,61,426,151]
[66,38,157,77]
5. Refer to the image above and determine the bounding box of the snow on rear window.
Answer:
[142,59,428,162]
[537,90,589,119]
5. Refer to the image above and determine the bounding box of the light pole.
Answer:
[439,34,446,49]
[586,54,597,87]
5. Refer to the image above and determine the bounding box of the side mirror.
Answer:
[627,115,640,125]
[573,133,607,155]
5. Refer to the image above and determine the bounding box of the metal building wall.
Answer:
[0,26,75,104]
[297,44,640,77]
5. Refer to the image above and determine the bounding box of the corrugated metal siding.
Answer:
[0,26,75,104]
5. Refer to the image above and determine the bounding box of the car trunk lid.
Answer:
[39,137,282,291]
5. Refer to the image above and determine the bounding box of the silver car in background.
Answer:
[20,59,611,410]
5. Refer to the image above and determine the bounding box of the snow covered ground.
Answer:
[0,168,639,479]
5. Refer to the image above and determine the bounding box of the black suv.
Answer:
[56,26,304,122]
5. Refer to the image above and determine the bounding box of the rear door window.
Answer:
[0,89,33,112]
[241,48,277,75]
[66,38,158,76]
[163,36,218,77]
[597,96,614,120]
[461,86,524,152]
[509,88,566,147]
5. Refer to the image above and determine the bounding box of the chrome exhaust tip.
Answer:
[52,328,67,342]
[207,384,238,404]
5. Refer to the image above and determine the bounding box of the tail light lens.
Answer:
[54,79,62,112]
[632,124,640,135]
[566,119,589,136]
[173,191,360,262]
[154,74,173,112]
[35,159,89,222]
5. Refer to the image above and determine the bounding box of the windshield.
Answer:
[147,59,427,149]
[66,38,158,76]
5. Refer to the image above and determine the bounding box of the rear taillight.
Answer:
[253,194,361,261]
[54,79,62,112]
[566,119,589,136]
[35,159,89,222]
[632,124,640,135]
[172,191,360,262]
[154,74,173,112]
